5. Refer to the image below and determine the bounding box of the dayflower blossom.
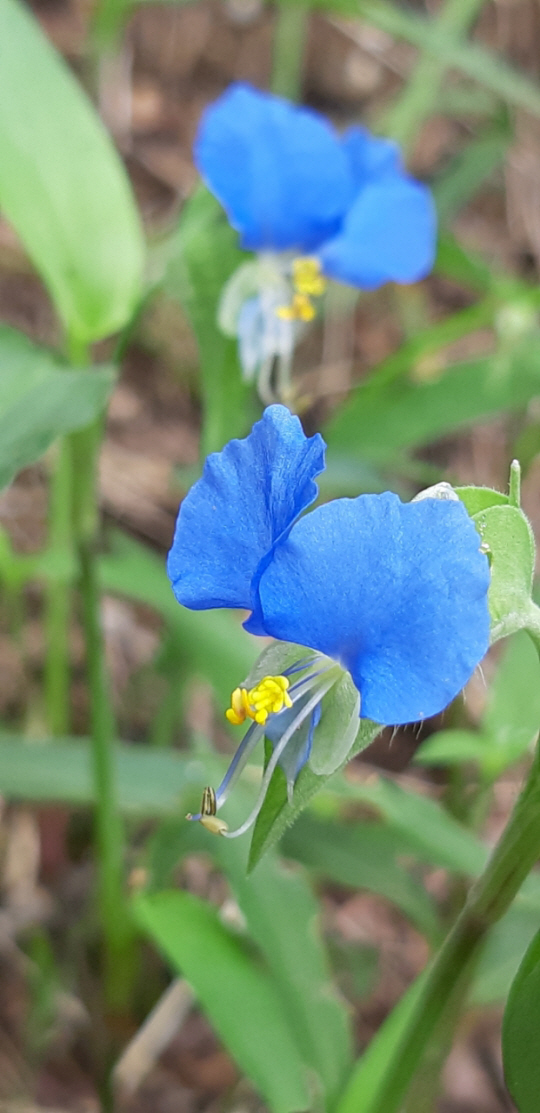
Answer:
[168,406,490,836]
[195,83,437,396]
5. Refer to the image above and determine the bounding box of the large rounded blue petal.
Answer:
[341,125,403,187]
[254,493,490,725]
[195,83,354,252]
[319,175,437,289]
[167,405,326,611]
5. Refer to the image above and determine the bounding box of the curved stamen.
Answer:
[222,674,336,839]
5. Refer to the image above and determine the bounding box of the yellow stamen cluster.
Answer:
[293,257,326,297]
[276,256,326,321]
[225,674,292,726]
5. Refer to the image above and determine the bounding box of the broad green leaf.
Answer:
[417,632,540,773]
[415,729,492,766]
[473,505,536,638]
[335,972,428,1113]
[134,890,311,1113]
[455,485,509,516]
[283,815,441,941]
[0,736,210,816]
[0,327,115,489]
[0,0,144,342]
[473,903,540,1006]
[324,337,540,465]
[330,774,488,877]
[99,531,257,711]
[165,186,254,454]
[151,771,353,1106]
[503,924,540,1111]
[249,719,381,869]
[213,828,353,1107]
[483,631,540,759]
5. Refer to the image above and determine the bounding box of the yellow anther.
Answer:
[225,687,251,725]
[276,293,316,322]
[276,256,326,321]
[292,256,326,297]
[225,674,292,726]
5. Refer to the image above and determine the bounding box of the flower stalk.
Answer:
[45,436,74,735]
[69,415,134,1010]
[271,1,309,102]
[339,629,540,1113]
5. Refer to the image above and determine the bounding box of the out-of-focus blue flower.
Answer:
[196,83,435,284]
[195,84,437,393]
[168,406,490,837]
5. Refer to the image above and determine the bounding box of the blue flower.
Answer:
[195,84,437,395]
[168,407,490,836]
[196,83,436,285]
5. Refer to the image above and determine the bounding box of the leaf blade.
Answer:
[0,0,144,341]
[0,326,115,489]
[135,889,312,1113]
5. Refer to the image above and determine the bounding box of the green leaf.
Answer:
[249,719,381,869]
[324,337,540,466]
[0,326,115,489]
[331,773,488,877]
[414,728,490,766]
[473,903,540,1006]
[455,485,509,516]
[99,530,257,711]
[0,0,144,342]
[434,128,510,223]
[473,505,536,638]
[134,890,311,1113]
[416,632,540,773]
[0,736,210,816]
[283,815,441,941]
[335,972,428,1113]
[165,186,254,454]
[435,231,494,293]
[148,804,353,1107]
[503,924,540,1111]
[483,631,540,760]
[353,0,540,118]
[214,831,353,1107]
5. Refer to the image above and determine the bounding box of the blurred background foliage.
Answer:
[0,0,540,1109]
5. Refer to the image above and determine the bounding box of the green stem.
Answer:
[384,0,488,152]
[339,701,540,1113]
[45,438,73,735]
[91,0,129,51]
[43,330,88,736]
[271,1,309,101]
[68,384,133,1011]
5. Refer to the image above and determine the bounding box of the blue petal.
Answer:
[195,83,354,252]
[319,176,437,289]
[341,125,403,187]
[254,493,490,725]
[167,405,326,611]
